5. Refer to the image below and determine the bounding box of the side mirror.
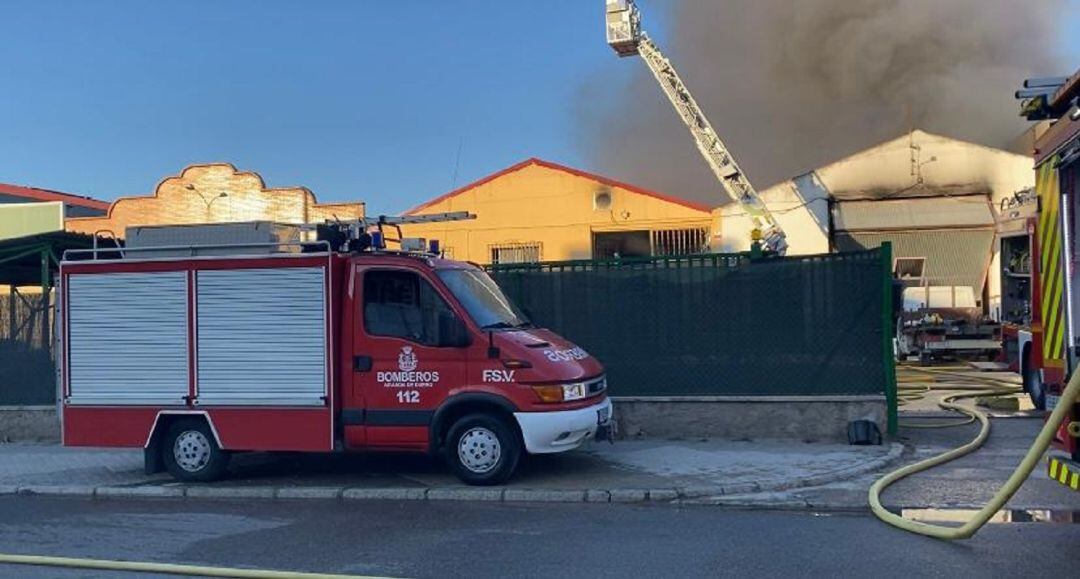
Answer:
[438,313,472,348]
[520,306,536,322]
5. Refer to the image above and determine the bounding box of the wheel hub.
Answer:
[457,427,501,474]
[173,430,212,473]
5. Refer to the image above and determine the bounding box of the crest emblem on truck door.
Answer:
[398,346,418,372]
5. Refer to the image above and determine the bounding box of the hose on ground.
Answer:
[894,367,1021,428]
[0,553,385,578]
[869,363,1080,539]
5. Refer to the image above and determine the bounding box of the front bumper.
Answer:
[514,397,613,454]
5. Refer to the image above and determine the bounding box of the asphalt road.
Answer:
[1,496,1077,578]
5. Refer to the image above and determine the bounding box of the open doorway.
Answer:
[592,231,651,259]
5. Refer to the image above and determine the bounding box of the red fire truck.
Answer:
[58,215,614,485]
[1013,72,1080,485]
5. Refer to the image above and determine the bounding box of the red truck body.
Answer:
[59,242,612,484]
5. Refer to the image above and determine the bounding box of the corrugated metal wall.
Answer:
[832,197,994,230]
[834,230,993,293]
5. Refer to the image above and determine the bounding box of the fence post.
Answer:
[7,283,14,340]
[40,246,50,350]
[880,242,898,435]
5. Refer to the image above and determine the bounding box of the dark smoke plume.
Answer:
[576,0,1068,205]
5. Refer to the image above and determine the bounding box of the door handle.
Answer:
[353,355,373,372]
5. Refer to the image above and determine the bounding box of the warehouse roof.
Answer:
[829,182,992,201]
[0,182,110,212]
[832,196,995,231]
[406,158,712,215]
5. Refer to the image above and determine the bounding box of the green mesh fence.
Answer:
[488,249,890,398]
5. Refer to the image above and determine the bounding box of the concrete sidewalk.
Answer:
[0,439,902,504]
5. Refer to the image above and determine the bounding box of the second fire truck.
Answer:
[1010,71,1080,485]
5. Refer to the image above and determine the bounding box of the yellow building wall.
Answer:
[401,161,717,264]
[66,163,365,238]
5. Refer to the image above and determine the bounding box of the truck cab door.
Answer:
[349,266,469,450]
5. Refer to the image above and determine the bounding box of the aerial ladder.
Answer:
[604,0,787,255]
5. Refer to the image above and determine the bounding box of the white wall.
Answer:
[715,176,830,254]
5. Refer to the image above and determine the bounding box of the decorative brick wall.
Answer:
[66,163,364,238]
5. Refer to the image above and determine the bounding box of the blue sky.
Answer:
[0,1,1075,215]
[0,0,664,214]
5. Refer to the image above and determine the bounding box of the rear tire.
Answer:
[445,413,521,486]
[162,419,230,482]
[1022,348,1046,411]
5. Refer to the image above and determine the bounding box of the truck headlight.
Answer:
[562,382,587,401]
[530,382,588,403]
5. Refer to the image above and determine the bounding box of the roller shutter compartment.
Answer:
[67,271,189,405]
[195,267,327,406]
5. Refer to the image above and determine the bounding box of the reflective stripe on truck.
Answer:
[1048,456,1080,491]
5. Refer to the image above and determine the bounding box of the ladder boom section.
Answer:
[604,0,786,254]
[636,36,786,254]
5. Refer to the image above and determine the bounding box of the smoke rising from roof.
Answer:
[576,0,1068,205]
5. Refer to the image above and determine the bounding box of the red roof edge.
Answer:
[404,159,537,215]
[404,157,712,215]
[0,183,110,211]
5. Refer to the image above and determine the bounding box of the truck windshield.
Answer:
[436,269,531,330]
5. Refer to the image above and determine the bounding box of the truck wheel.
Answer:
[445,414,521,486]
[162,419,230,482]
[1022,353,1047,411]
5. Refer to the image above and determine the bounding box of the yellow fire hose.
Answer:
[0,553,388,578]
[895,367,1021,428]
[870,364,1080,539]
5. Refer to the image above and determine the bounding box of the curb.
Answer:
[764,441,904,494]
[671,442,905,500]
[682,442,907,509]
[0,443,904,507]
[4,483,684,504]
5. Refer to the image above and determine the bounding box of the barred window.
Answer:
[650,228,710,256]
[490,243,541,265]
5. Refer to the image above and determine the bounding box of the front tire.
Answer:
[162,419,230,482]
[445,414,521,486]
